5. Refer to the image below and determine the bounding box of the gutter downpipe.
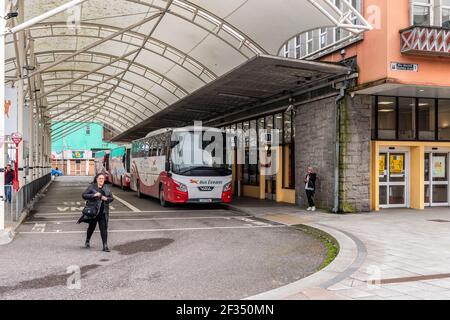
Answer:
[332,82,348,213]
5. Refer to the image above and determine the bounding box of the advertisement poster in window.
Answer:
[390,155,404,175]
[379,154,386,177]
[432,156,446,178]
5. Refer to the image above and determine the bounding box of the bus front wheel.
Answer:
[159,184,170,207]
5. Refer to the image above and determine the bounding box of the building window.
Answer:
[319,28,327,49]
[443,0,450,27]
[86,125,90,135]
[283,43,290,58]
[412,0,433,26]
[418,99,436,140]
[295,35,301,59]
[377,97,397,140]
[306,31,314,55]
[438,99,450,140]
[282,110,295,189]
[398,98,416,140]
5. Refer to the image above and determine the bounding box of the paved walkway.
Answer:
[229,198,450,300]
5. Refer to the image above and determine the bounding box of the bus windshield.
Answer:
[170,130,232,176]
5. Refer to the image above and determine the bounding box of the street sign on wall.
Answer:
[390,62,419,72]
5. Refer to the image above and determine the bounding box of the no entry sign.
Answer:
[11,132,22,145]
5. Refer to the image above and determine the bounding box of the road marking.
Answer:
[20,225,287,234]
[25,216,254,224]
[32,209,229,216]
[113,195,141,212]
[235,217,271,227]
[31,223,46,232]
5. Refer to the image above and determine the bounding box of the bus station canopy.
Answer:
[4,0,371,140]
[112,55,351,142]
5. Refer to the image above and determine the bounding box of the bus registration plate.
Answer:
[199,199,213,203]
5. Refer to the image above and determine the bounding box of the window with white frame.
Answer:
[442,0,450,28]
[295,35,301,58]
[412,0,433,26]
[306,31,314,54]
[283,43,290,58]
[319,28,327,49]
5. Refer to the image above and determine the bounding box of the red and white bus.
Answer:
[110,145,131,189]
[130,127,233,206]
[94,150,111,182]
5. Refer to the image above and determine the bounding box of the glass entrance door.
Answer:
[425,153,449,206]
[379,152,408,208]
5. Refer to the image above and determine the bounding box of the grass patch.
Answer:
[291,224,340,271]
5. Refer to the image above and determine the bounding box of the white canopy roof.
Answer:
[4,0,371,138]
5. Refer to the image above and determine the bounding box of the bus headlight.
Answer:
[223,182,232,193]
[174,180,188,193]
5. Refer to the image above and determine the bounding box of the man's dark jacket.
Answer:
[5,170,14,185]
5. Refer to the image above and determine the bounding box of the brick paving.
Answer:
[231,198,450,300]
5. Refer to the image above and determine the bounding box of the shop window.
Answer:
[377,97,397,140]
[282,110,295,189]
[86,125,90,135]
[418,99,436,140]
[242,121,258,186]
[398,98,416,140]
[411,0,433,26]
[438,99,450,140]
[284,111,292,144]
[265,115,274,132]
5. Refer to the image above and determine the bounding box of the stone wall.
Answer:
[294,94,372,212]
[295,96,337,210]
[338,95,372,212]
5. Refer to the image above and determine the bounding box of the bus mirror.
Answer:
[165,162,171,172]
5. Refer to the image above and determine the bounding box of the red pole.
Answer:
[14,143,19,191]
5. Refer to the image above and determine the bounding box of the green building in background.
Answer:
[51,122,118,176]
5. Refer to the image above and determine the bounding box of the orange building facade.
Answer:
[319,0,450,210]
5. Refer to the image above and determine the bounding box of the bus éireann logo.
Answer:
[190,179,199,184]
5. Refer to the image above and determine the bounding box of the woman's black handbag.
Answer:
[77,201,100,224]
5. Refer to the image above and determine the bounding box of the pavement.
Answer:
[229,198,450,300]
[0,176,327,300]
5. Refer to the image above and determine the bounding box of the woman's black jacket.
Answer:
[82,183,114,215]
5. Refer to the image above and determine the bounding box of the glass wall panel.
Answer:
[398,97,416,140]
[377,97,396,140]
[418,99,436,140]
[433,185,448,203]
[284,111,292,144]
[438,99,450,140]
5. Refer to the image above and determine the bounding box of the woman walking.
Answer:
[81,174,113,252]
[304,166,317,212]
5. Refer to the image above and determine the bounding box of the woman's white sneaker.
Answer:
[307,207,312,211]
[312,207,316,212]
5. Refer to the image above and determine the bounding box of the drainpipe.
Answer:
[332,82,348,213]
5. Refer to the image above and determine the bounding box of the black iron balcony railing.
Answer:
[400,26,450,57]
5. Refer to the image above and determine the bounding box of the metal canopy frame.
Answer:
[113,54,353,142]
[3,0,372,137]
